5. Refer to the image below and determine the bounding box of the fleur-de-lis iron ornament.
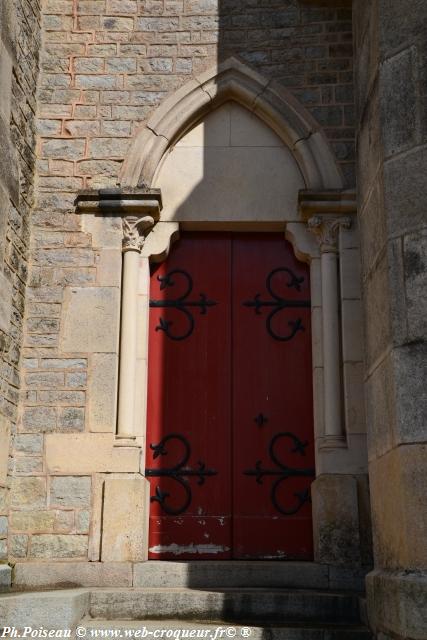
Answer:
[149,269,217,340]
[242,267,311,341]
[254,413,268,427]
[145,433,218,515]
[244,432,315,515]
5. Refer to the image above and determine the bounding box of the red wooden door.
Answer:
[232,235,314,559]
[146,234,232,559]
[146,233,314,560]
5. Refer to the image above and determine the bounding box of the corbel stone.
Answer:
[307,215,352,254]
[76,187,162,216]
[76,188,162,250]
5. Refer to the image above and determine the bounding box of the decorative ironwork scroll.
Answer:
[244,432,315,515]
[146,433,218,515]
[242,267,310,341]
[149,269,217,340]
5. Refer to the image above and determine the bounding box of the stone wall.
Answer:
[0,0,41,567]
[9,0,359,563]
[353,1,427,638]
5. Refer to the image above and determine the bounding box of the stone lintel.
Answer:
[75,188,163,218]
[298,189,357,219]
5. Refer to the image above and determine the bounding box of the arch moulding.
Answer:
[120,56,344,194]
[75,58,364,565]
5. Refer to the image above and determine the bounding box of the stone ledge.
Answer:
[75,188,162,217]
[11,560,369,592]
[0,589,90,630]
[45,433,140,473]
[298,189,357,218]
[12,562,133,590]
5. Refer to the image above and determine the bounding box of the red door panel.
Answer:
[146,233,232,559]
[146,232,314,560]
[232,234,314,559]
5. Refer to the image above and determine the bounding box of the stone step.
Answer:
[133,562,367,592]
[0,589,90,630]
[89,588,361,624]
[79,619,373,640]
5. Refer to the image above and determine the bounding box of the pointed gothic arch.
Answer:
[120,57,344,191]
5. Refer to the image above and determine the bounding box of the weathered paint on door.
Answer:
[146,233,314,560]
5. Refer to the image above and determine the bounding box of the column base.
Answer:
[318,434,347,449]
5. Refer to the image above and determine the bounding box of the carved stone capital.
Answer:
[307,215,352,253]
[122,215,155,252]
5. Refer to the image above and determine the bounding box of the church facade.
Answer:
[0,0,425,637]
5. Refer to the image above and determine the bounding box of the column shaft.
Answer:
[321,250,343,441]
[117,248,140,438]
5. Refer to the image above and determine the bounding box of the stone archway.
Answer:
[76,57,365,565]
[120,56,344,191]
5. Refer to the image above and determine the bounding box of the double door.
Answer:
[146,233,314,559]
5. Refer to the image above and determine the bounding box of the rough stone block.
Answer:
[50,476,91,508]
[10,534,28,558]
[341,299,363,362]
[0,487,9,515]
[340,248,361,299]
[55,510,74,533]
[13,561,133,589]
[343,362,366,435]
[88,353,118,432]
[363,252,392,369]
[61,287,120,353]
[0,117,19,204]
[15,458,44,473]
[0,589,90,630]
[76,510,90,533]
[22,406,57,432]
[96,249,122,286]
[367,569,427,639]
[0,564,11,591]
[30,534,88,559]
[41,138,86,160]
[0,42,12,122]
[14,434,43,455]
[312,474,361,565]
[133,561,329,589]
[403,230,427,341]
[356,83,381,206]
[46,433,140,473]
[379,0,427,54]
[369,444,427,570]
[10,477,47,511]
[0,271,12,334]
[81,213,122,249]
[365,351,395,461]
[380,47,417,158]
[88,137,130,158]
[0,415,11,484]
[383,146,427,237]
[393,343,427,446]
[101,476,149,562]
[358,177,386,278]
[0,515,7,537]
[58,407,85,431]
[10,511,56,532]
